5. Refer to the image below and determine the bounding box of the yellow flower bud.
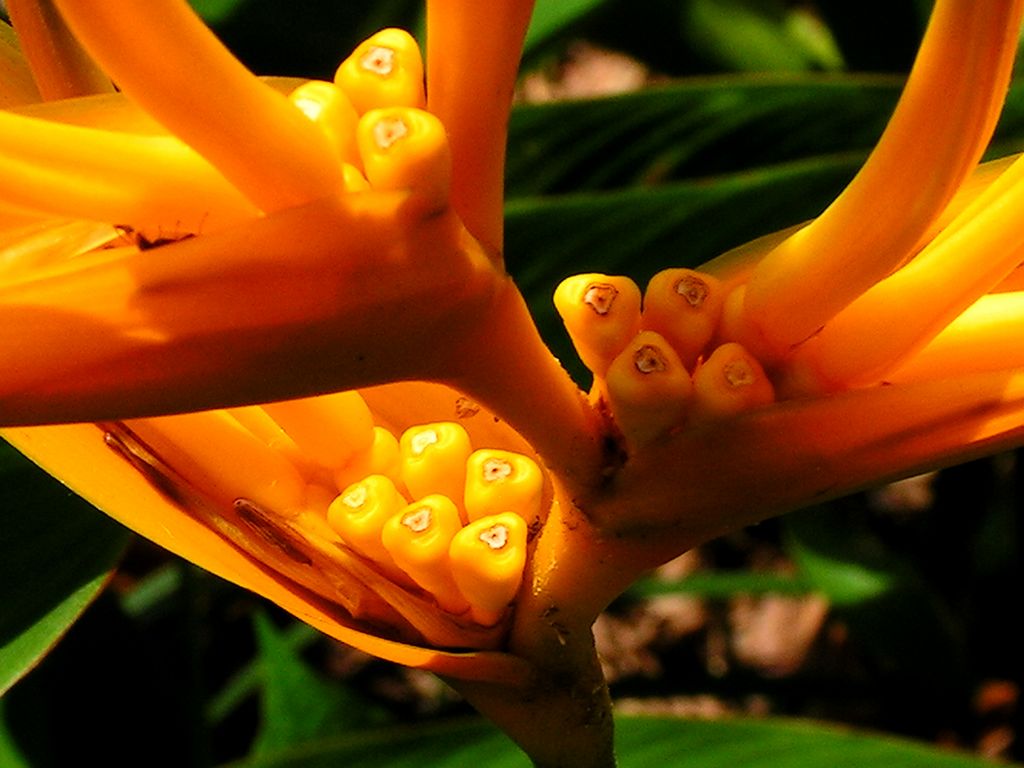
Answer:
[288,80,360,167]
[641,268,724,368]
[399,422,472,508]
[334,28,425,114]
[449,513,527,626]
[335,426,402,489]
[553,273,642,379]
[327,474,406,567]
[464,448,543,526]
[381,494,470,615]
[226,405,304,468]
[357,107,451,211]
[691,342,775,421]
[341,163,370,192]
[605,331,692,448]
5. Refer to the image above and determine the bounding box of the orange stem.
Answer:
[6,0,112,99]
[426,0,535,260]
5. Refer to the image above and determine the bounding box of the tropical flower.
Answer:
[2,1,1024,766]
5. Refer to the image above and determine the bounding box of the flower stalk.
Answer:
[5,0,110,99]
[426,0,535,258]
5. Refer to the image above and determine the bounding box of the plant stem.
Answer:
[446,638,615,768]
[447,279,607,493]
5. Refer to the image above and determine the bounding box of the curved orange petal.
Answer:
[0,108,259,231]
[887,292,1024,384]
[787,156,1024,391]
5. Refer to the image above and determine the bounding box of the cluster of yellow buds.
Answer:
[333,421,538,627]
[288,28,449,210]
[102,390,539,647]
[555,269,774,451]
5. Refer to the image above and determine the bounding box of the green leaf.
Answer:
[208,619,319,726]
[506,74,1024,199]
[523,0,612,56]
[631,570,812,599]
[505,75,903,197]
[784,508,898,606]
[615,716,1004,767]
[783,505,957,611]
[0,440,20,473]
[0,444,129,695]
[507,154,859,280]
[0,700,30,768]
[250,612,390,758]
[224,715,1006,768]
[188,0,250,25]
[116,562,185,620]
[681,0,843,72]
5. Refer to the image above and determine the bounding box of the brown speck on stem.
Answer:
[454,396,481,418]
[115,224,196,251]
[102,426,192,507]
[584,283,618,315]
[234,499,313,565]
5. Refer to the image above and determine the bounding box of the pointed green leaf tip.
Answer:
[0,442,129,695]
